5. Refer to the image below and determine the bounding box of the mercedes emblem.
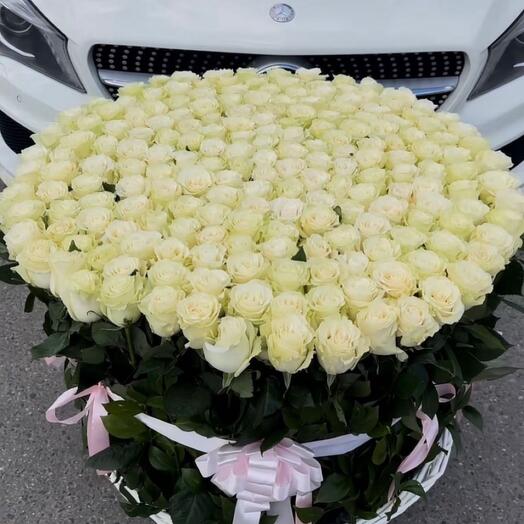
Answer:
[269,3,295,23]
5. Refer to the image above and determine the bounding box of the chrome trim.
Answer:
[98,69,459,97]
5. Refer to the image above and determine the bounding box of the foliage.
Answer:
[0,232,522,523]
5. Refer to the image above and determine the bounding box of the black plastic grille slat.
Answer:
[0,110,33,154]
[93,44,465,107]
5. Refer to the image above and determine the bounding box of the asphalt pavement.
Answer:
[0,280,522,524]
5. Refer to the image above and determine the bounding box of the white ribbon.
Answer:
[133,414,397,524]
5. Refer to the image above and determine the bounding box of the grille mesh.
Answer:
[92,44,465,107]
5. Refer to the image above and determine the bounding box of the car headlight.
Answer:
[0,0,84,92]
[469,10,524,99]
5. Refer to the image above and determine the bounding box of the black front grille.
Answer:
[92,44,465,107]
[0,110,33,154]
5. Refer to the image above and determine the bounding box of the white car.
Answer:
[1,0,524,184]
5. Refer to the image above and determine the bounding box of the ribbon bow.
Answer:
[196,438,323,524]
[46,383,116,475]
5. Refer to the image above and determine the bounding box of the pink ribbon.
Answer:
[195,438,323,524]
[388,383,456,500]
[44,356,66,369]
[46,383,116,475]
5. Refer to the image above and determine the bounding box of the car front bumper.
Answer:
[1,53,524,186]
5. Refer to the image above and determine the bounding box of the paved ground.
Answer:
[0,280,522,524]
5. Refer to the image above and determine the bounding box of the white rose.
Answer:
[390,226,427,253]
[103,255,141,278]
[270,198,304,222]
[363,236,401,261]
[316,317,370,374]
[15,239,55,289]
[71,175,104,197]
[41,160,76,183]
[115,175,148,198]
[267,314,314,373]
[307,284,345,320]
[426,230,467,261]
[188,268,231,296]
[337,200,365,225]
[148,260,189,288]
[355,212,391,238]
[229,280,273,323]
[206,185,240,208]
[139,286,185,337]
[4,220,42,257]
[120,231,162,260]
[420,276,464,325]
[446,261,493,307]
[196,203,230,227]
[102,220,138,244]
[300,205,339,235]
[348,183,380,206]
[177,165,213,196]
[466,241,506,276]
[371,261,416,298]
[368,195,408,224]
[356,300,404,357]
[341,276,383,310]
[337,252,370,278]
[154,237,190,262]
[308,258,340,286]
[204,317,261,375]
[471,223,518,260]
[115,195,150,220]
[303,234,332,259]
[486,208,524,237]
[397,296,439,347]
[191,243,227,269]
[63,269,102,323]
[169,217,201,245]
[403,249,445,278]
[3,200,46,228]
[177,292,221,347]
[227,252,267,283]
[36,181,69,203]
[270,291,308,317]
[447,180,479,201]
[452,198,489,224]
[268,259,309,292]
[99,274,144,326]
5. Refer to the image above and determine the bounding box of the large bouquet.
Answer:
[0,69,522,524]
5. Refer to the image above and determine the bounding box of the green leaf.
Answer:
[501,298,524,314]
[81,345,106,364]
[371,437,388,466]
[400,480,427,501]
[333,205,343,221]
[349,404,379,434]
[494,258,523,295]
[260,516,278,524]
[24,292,36,313]
[31,332,70,359]
[168,490,214,524]
[86,441,143,470]
[148,445,176,472]
[92,321,125,347]
[177,468,204,493]
[102,414,147,439]
[291,246,306,262]
[473,366,520,381]
[120,502,157,518]
[230,372,254,399]
[254,377,282,423]
[105,400,143,417]
[0,262,25,285]
[295,507,324,523]
[68,240,81,252]
[316,473,352,503]
[260,426,288,453]
[102,182,116,193]
[464,324,508,361]
[462,405,483,431]
[165,381,212,420]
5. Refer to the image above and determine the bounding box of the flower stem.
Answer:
[124,326,137,368]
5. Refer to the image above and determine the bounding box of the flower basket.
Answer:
[0,68,522,524]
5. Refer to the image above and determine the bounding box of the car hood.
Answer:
[34,0,522,55]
